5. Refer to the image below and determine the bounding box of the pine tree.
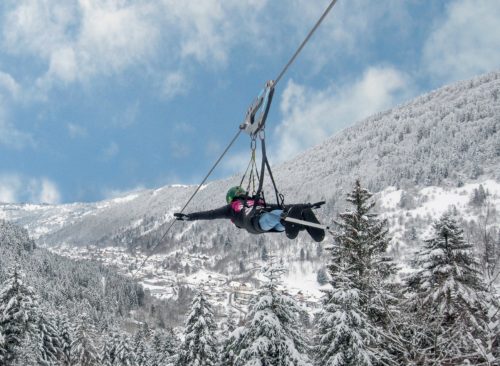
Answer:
[57,313,74,366]
[132,323,151,366]
[99,335,113,366]
[0,329,5,364]
[223,263,312,366]
[150,328,178,366]
[34,310,63,365]
[176,291,218,366]
[11,336,38,366]
[406,214,499,364]
[71,314,99,366]
[315,251,375,366]
[315,180,399,365]
[0,267,38,364]
[110,332,135,366]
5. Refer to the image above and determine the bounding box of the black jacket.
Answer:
[187,198,284,234]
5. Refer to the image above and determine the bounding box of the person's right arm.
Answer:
[176,205,232,221]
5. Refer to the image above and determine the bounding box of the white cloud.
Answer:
[160,0,267,65]
[76,0,158,76]
[1,0,270,92]
[0,175,21,203]
[46,46,78,84]
[2,0,76,58]
[36,178,61,204]
[273,66,411,161]
[423,0,500,83]
[0,174,61,204]
[162,71,189,100]
[3,0,158,88]
[0,71,20,98]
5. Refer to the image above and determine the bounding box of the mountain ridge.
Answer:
[1,70,499,254]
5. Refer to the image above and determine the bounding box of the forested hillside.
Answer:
[0,220,185,365]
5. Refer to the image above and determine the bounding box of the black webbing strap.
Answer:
[252,134,283,214]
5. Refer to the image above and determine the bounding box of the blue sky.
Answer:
[0,0,499,204]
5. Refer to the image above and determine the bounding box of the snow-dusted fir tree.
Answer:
[176,290,218,366]
[34,309,63,365]
[315,249,375,366]
[99,335,113,366]
[71,313,99,366]
[132,323,151,366]
[0,329,5,364]
[111,331,135,366]
[406,214,499,364]
[57,313,74,366]
[223,261,312,366]
[11,336,38,366]
[0,267,38,364]
[315,180,398,365]
[150,328,179,366]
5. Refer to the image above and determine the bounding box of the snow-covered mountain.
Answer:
[1,71,500,300]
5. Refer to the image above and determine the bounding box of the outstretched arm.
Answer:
[175,205,232,221]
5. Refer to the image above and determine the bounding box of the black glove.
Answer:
[311,201,326,209]
[174,213,191,221]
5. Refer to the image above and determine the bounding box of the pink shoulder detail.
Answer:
[231,201,243,212]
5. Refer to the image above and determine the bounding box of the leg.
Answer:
[301,208,325,242]
[283,206,303,239]
[258,210,285,232]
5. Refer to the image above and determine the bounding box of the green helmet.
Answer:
[226,186,247,204]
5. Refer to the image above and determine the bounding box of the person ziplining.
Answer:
[174,186,326,242]
[174,77,328,242]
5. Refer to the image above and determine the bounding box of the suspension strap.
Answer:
[261,133,282,207]
[239,137,260,196]
[253,130,283,211]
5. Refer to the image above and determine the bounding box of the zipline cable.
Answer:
[133,129,242,276]
[273,0,339,88]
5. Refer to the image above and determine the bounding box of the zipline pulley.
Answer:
[240,80,275,137]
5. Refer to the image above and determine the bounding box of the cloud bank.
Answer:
[423,0,500,83]
[0,174,61,204]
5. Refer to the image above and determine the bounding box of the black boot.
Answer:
[301,208,325,242]
[283,206,303,239]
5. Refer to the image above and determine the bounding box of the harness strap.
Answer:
[252,131,283,214]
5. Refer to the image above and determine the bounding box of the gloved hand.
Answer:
[311,201,326,209]
[174,213,191,221]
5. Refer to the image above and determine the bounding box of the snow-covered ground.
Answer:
[377,180,500,256]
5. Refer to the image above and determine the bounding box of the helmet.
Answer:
[226,186,247,204]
